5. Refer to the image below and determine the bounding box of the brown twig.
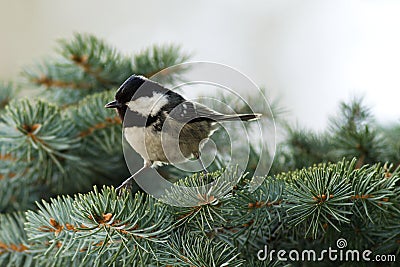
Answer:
[79,116,121,137]
[33,75,92,90]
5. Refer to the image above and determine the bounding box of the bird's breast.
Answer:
[123,119,213,164]
[124,125,191,164]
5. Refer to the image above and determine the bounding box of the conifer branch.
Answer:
[58,33,133,89]
[0,160,397,266]
[0,213,33,266]
[0,82,16,111]
[1,33,399,266]
[132,44,191,83]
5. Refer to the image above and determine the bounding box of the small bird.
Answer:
[105,75,261,191]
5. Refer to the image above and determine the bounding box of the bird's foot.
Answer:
[116,179,132,196]
[114,164,150,196]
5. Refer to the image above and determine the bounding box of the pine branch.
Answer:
[350,162,400,224]
[58,33,133,89]
[0,165,39,212]
[68,91,121,148]
[24,34,132,95]
[163,169,242,231]
[329,97,386,167]
[2,32,400,266]
[282,127,334,170]
[24,60,97,106]
[158,229,245,267]
[23,34,192,106]
[284,160,355,238]
[25,186,170,266]
[222,177,284,247]
[0,99,79,160]
[0,82,17,111]
[0,213,33,266]
[66,91,130,188]
[0,99,82,191]
[379,124,400,165]
[1,160,397,266]
[132,44,190,84]
[276,98,392,173]
[283,159,400,240]
[0,91,129,194]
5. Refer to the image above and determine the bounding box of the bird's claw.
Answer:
[116,180,132,196]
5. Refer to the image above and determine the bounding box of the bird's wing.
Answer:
[167,100,252,123]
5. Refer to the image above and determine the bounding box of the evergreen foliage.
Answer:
[0,33,399,266]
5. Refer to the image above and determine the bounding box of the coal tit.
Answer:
[105,75,261,191]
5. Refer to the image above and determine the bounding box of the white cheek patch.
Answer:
[127,92,169,116]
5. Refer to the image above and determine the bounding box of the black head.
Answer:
[104,75,147,119]
[105,75,146,107]
[105,74,168,120]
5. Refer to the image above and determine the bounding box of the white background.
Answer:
[1,0,399,130]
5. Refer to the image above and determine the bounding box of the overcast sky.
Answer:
[1,0,399,130]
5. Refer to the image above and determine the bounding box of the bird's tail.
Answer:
[218,113,262,122]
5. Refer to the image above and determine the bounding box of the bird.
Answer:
[105,74,261,192]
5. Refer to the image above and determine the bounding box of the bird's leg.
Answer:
[116,161,151,195]
[194,152,208,175]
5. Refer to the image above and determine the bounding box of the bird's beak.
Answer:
[105,100,120,109]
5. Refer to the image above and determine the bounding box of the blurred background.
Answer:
[1,0,400,130]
